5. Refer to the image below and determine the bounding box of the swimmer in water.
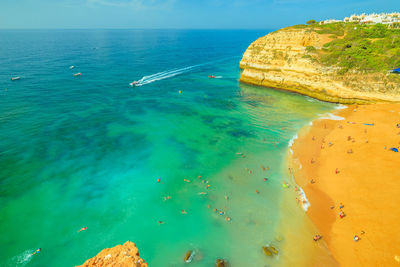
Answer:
[78,227,87,232]
[163,196,172,201]
[32,248,41,255]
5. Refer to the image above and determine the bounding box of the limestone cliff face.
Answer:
[240,28,400,104]
[77,241,148,267]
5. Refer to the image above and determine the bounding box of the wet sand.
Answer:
[290,104,400,266]
[278,187,338,267]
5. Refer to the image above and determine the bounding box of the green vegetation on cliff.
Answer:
[304,23,400,74]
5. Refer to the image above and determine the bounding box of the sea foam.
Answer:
[335,104,348,110]
[318,113,344,121]
[298,187,310,212]
[288,134,298,154]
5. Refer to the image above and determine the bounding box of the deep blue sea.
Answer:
[0,30,335,266]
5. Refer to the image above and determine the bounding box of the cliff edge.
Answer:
[240,23,400,104]
[77,241,148,267]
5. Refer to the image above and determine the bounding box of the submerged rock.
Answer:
[269,246,279,255]
[184,250,194,263]
[262,245,279,256]
[263,246,272,256]
[216,259,227,267]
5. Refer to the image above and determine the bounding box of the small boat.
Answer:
[73,72,82,77]
[208,75,216,78]
[69,66,75,70]
[11,77,21,81]
[130,81,139,87]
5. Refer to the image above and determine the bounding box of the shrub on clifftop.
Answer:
[306,23,400,73]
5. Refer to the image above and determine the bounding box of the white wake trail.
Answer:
[137,71,185,86]
[137,64,202,86]
[133,57,234,86]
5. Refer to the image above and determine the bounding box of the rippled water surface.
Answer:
[0,30,334,266]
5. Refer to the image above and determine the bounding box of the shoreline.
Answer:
[289,103,400,266]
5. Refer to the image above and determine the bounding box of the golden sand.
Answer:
[290,104,400,266]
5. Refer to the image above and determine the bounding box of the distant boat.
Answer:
[11,77,21,81]
[130,81,139,87]
[208,75,216,78]
[73,72,82,77]
[69,66,75,69]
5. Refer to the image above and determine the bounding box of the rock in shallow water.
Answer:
[77,241,147,267]
[263,245,279,256]
[269,246,279,255]
[216,258,227,267]
[263,246,272,256]
[184,250,194,263]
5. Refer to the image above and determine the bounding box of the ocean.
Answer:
[0,29,335,266]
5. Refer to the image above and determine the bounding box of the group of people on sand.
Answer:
[315,201,364,242]
[338,203,345,218]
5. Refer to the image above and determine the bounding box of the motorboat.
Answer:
[11,77,21,81]
[69,66,75,70]
[208,75,216,78]
[130,81,139,87]
[73,72,82,77]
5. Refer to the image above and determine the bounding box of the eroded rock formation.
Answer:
[240,28,400,104]
[77,241,148,267]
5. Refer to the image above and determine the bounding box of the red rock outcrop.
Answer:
[77,241,148,267]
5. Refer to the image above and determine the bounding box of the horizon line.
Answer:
[0,27,276,31]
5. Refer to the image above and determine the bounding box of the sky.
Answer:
[0,0,398,29]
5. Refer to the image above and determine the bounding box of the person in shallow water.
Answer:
[32,248,41,255]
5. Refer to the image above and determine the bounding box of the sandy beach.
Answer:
[290,104,400,266]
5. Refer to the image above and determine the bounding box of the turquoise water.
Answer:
[0,30,334,266]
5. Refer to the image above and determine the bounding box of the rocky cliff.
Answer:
[239,26,400,104]
[77,241,148,267]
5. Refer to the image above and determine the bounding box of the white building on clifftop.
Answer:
[320,12,400,26]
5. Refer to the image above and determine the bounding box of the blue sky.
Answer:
[0,0,398,29]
